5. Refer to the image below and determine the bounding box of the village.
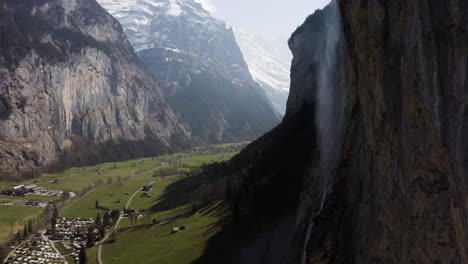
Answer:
[5,217,98,264]
[5,235,65,264]
[3,181,156,264]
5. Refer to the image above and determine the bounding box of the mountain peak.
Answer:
[99,0,219,52]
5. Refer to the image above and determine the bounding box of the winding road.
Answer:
[97,180,155,264]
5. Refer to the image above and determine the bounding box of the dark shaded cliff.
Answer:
[0,0,191,178]
[305,0,468,262]
[190,0,468,263]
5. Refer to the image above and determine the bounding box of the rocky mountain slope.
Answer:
[233,28,291,115]
[192,0,468,263]
[0,0,190,178]
[97,0,280,143]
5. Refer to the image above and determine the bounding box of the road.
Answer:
[42,231,69,264]
[97,180,155,264]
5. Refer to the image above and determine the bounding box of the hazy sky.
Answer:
[196,0,330,42]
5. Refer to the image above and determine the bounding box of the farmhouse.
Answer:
[142,184,154,192]
[0,186,32,196]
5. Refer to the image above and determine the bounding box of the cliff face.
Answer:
[0,0,190,178]
[98,0,280,143]
[290,0,468,263]
[196,0,467,263]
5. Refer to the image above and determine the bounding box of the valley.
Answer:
[1,0,466,262]
[0,143,245,264]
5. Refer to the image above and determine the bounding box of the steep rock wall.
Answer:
[297,0,468,263]
[0,0,190,178]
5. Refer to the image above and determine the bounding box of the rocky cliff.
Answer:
[193,0,468,263]
[294,0,468,263]
[98,0,280,143]
[0,0,190,178]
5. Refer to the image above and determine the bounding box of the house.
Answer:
[2,186,31,196]
[24,184,38,191]
[142,184,154,192]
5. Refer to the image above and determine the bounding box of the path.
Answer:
[97,180,155,264]
[40,230,69,264]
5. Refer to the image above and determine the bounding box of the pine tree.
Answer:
[79,248,87,264]
[51,217,57,233]
[95,213,101,226]
[27,221,33,234]
[103,212,110,227]
[23,224,28,237]
[98,225,105,238]
[16,231,21,243]
[95,200,99,209]
[86,227,94,248]
[52,207,58,219]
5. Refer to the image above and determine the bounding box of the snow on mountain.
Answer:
[97,0,280,142]
[233,28,291,114]
[234,28,291,94]
[98,0,216,52]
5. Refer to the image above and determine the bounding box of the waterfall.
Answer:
[301,1,346,263]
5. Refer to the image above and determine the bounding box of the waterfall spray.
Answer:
[301,1,346,263]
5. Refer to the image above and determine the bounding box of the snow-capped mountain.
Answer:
[98,0,217,52]
[234,28,291,114]
[98,0,280,143]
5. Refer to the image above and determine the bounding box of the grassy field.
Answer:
[0,194,59,203]
[98,151,237,263]
[87,245,99,264]
[60,152,238,220]
[0,142,246,261]
[60,172,182,219]
[103,202,228,264]
[0,205,43,242]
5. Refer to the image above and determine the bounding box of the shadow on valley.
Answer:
[149,104,318,262]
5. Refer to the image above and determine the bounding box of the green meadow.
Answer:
[0,205,43,242]
[0,142,246,263]
[102,202,229,264]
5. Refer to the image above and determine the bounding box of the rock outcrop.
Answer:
[0,0,190,178]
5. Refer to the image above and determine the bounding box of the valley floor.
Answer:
[0,143,246,264]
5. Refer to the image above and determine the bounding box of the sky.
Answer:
[195,0,330,42]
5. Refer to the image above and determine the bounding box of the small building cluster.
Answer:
[0,184,76,206]
[5,236,65,264]
[1,184,39,196]
[48,218,95,242]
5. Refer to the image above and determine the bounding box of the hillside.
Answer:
[97,0,281,143]
[0,0,191,179]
